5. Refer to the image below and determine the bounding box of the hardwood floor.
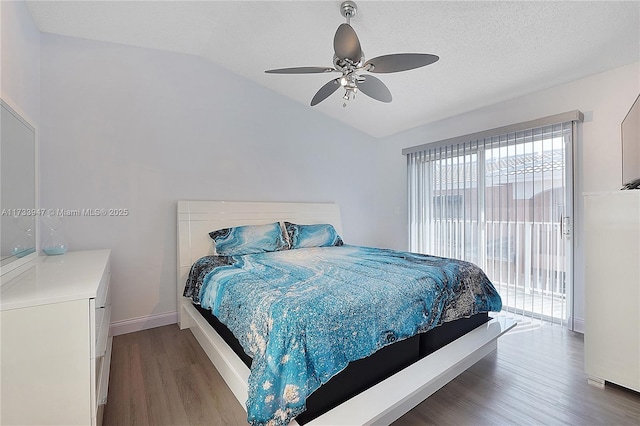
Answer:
[103,325,247,426]
[394,320,640,426]
[103,321,640,426]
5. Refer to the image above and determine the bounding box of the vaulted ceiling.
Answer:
[26,1,640,138]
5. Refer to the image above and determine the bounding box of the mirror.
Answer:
[622,94,640,185]
[1,99,37,272]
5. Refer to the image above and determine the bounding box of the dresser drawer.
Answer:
[89,254,112,425]
[97,336,113,406]
[95,283,111,356]
[95,261,111,309]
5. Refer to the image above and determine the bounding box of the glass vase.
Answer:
[42,213,68,255]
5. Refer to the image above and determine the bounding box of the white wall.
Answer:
[0,0,40,124]
[39,34,379,328]
[373,61,640,331]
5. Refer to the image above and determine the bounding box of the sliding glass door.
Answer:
[407,120,576,325]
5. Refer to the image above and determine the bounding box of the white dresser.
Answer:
[0,249,112,425]
[584,191,640,392]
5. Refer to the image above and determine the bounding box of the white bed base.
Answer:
[177,200,514,425]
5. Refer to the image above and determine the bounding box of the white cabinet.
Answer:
[584,191,640,392]
[0,250,112,425]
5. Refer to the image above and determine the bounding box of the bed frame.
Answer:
[176,200,515,425]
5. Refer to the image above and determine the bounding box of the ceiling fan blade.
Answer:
[358,75,392,103]
[364,53,439,73]
[265,67,337,74]
[311,79,341,106]
[334,23,362,62]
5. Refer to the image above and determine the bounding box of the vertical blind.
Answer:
[404,111,583,325]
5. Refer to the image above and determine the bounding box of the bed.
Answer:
[176,200,514,425]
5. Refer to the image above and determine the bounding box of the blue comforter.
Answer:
[184,245,502,425]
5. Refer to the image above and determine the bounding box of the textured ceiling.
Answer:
[26,1,640,138]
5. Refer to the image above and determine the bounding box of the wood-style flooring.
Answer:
[103,321,640,425]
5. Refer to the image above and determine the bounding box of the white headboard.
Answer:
[176,200,342,326]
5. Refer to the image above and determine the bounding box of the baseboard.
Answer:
[569,316,585,334]
[110,311,177,336]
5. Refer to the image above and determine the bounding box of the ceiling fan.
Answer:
[265,1,439,107]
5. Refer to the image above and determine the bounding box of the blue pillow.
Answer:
[284,222,344,249]
[209,222,289,256]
